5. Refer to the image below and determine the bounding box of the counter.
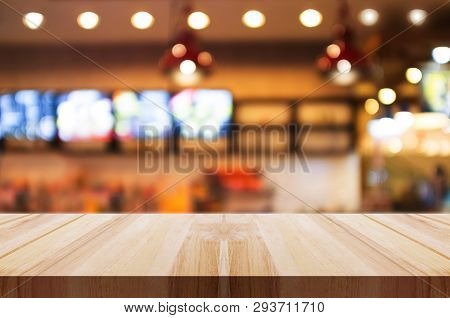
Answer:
[0,213,448,297]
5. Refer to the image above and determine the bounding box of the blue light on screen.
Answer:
[0,90,57,141]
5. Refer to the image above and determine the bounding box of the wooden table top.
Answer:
[1,213,448,277]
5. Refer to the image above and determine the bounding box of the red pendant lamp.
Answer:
[160,5,213,86]
[316,0,370,86]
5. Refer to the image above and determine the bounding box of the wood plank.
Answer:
[367,214,450,257]
[0,214,83,258]
[0,214,121,275]
[329,214,449,276]
[255,214,411,275]
[37,214,195,276]
[417,214,450,226]
[172,214,278,276]
[0,214,32,226]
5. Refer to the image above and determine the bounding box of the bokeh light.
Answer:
[378,88,396,105]
[187,11,210,30]
[242,10,266,28]
[131,11,154,30]
[364,99,379,115]
[405,68,422,84]
[23,12,44,30]
[77,12,99,30]
[299,9,322,28]
[358,9,379,26]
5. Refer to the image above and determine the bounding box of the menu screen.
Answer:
[112,90,172,139]
[0,90,57,141]
[170,89,233,139]
[56,90,114,141]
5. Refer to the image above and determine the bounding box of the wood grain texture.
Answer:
[0,213,448,297]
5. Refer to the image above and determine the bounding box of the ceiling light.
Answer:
[405,68,422,84]
[77,12,99,30]
[299,9,322,28]
[179,60,197,75]
[242,10,266,28]
[364,98,379,115]
[131,11,154,30]
[358,9,379,26]
[378,88,396,105]
[432,47,449,64]
[187,11,210,30]
[408,9,427,26]
[23,12,44,30]
[326,44,341,58]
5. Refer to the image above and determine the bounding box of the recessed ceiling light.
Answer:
[187,11,210,30]
[131,11,154,30]
[23,12,44,30]
[299,9,322,28]
[77,12,100,30]
[407,9,427,26]
[242,10,266,28]
[378,88,396,105]
[405,68,422,84]
[358,9,379,26]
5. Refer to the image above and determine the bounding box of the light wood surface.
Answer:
[0,213,448,297]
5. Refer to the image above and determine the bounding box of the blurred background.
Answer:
[0,0,448,213]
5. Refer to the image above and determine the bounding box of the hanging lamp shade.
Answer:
[159,29,213,86]
[316,1,370,86]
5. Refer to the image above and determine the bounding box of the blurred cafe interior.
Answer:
[0,0,448,214]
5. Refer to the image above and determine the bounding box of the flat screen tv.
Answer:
[112,90,172,140]
[56,90,114,142]
[169,89,233,139]
[0,90,57,141]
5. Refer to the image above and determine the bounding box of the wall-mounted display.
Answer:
[170,89,233,139]
[112,90,172,140]
[0,90,57,141]
[56,90,114,142]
